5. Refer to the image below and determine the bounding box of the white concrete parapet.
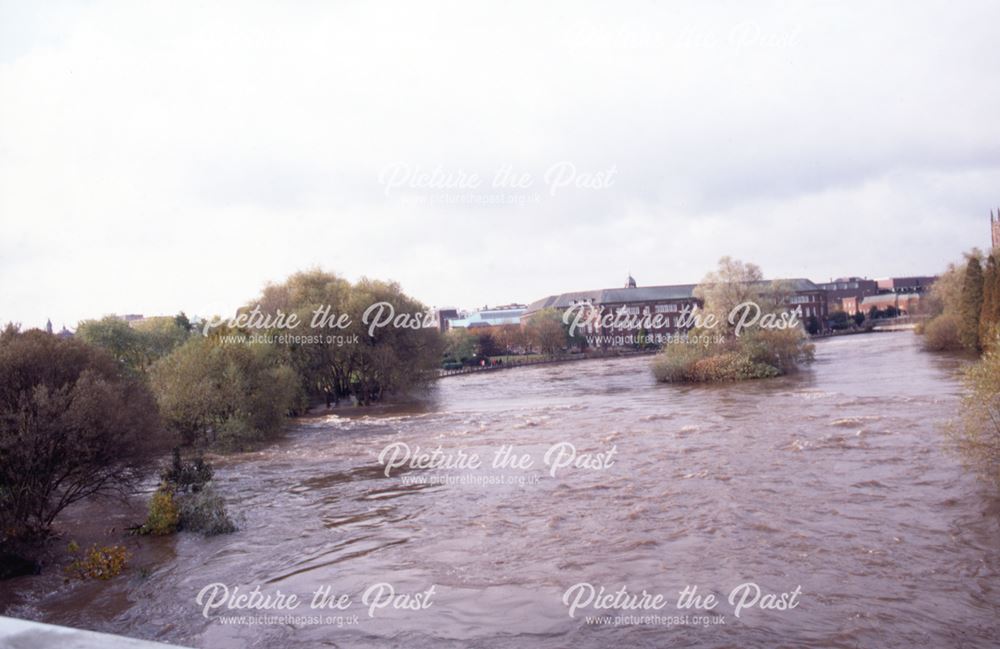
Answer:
[0,616,191,649]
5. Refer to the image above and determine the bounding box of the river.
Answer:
[3,332,999,648]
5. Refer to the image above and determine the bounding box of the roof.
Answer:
[524,278,821,316]
[861,293,921,305]
[447,306,526,328]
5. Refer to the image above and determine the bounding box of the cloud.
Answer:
[1,0,998,327]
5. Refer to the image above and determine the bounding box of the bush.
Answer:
[145,452,236,536]
[688,351,779,382]
[0,327,168,542]
[651,328,811,384]
[952,343,1000,485]
[161,448,213,492]
[651,341,708,382]
[143,485,180,535]
[922,314,963,352]
[65,541,129,580]
[743,328,814,373]
[177,485,237,535]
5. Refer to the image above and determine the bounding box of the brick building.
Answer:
[817,277,879,314]
[875,276,937,294]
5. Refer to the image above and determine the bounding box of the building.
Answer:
[875,276,937,294]
[435,308,459,333]
[446,304,526,329]
[524,276,827,346]
[992,208,1000,250]
[817,277,879,315]
[860,293,921,315]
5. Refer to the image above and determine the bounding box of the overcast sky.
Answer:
[2,1,999,329]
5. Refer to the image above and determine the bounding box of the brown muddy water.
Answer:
[3,333,999,648]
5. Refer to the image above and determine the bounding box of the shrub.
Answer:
[952,343,1000,485]
[143,485,180,535]
[651,328,811,384]
[161,448,213,492]
[651,341,709,382]
[922,314,963,352]
[743,328,814,373]
[144,452,236,536]
[177,485,237,535]
[0,327,168,542]
[65,542,129,580]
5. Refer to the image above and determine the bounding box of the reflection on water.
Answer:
[4,333,1000,647]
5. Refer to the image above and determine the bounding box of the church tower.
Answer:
[993,209,1000,251]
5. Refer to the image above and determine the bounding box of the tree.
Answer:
[132,316,191,361]
[0,328,166,541]
[150,333,301,449]
[342,277,443,404]
[920,262,963,318]
[174,311,193,333]
[443,328,476,363]
[76,315,189,374]
[980,253,1000,349]
[255,269,353,405]
[474,329,499,358]
[525,308,568,355]
[693,256,792,336]
[76,316,143,371]
[493,323,527,354]
[828,311,849,331]
[959,254,985,352]
[693,257,765,334]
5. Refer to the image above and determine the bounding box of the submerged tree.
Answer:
[150,334,301,449]
[240,269,441,407]
[0,327,167,541]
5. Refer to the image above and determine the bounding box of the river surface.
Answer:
[4,333,1000,648]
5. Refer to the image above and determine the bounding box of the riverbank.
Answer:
[438,349,656,377]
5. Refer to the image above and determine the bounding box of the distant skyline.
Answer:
[2,1,999,329]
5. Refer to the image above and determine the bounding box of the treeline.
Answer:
[919,249,1000,352]
[919,248,1000,487]
[442,308,579,365]
[0,270,440,548]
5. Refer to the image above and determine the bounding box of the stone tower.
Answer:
[993,209,1000,251]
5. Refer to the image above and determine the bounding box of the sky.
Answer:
[1,1,999,329]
